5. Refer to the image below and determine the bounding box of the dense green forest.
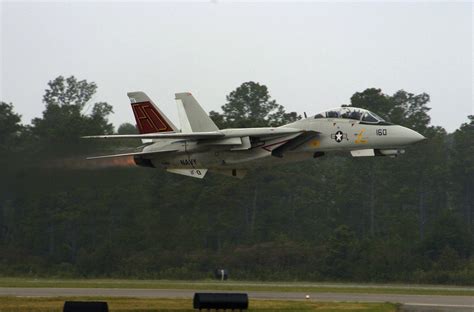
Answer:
[0,76,472,284]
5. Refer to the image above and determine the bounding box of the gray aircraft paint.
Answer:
[85,92,425,179]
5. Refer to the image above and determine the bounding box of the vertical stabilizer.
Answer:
[127,91,178,134]
[175,92,219,132]
[176,97,193,133]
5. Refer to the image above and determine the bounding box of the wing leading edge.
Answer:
[82,132,225,140]
[82,128,304,140]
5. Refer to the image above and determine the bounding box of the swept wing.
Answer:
[82,128,303,140]
[82,132,224,140]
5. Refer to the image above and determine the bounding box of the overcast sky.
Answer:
[1,1,472,132]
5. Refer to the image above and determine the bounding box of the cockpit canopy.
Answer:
[313,106,389,124]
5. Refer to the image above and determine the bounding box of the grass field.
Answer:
[0,278,472,296]
[0,296,398,312]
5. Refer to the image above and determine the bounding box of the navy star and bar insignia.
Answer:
[331,130,347,143]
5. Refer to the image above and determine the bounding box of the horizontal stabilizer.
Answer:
[167,168,208,179]
[86,148,177,160]
[86,151,154,160]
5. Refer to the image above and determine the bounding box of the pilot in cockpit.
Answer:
[349,110,361,120]
[313,107,390,125]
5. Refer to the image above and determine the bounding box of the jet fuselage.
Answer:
[85,92,425,179]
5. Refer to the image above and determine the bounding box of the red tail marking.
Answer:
[131,102,174,134]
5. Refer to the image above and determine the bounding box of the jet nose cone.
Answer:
[402,127,426,144]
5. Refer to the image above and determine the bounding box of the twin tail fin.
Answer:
[127,91,178,134]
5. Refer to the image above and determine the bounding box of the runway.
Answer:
[0,287,472,311]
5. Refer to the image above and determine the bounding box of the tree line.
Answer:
[0,76,472,284]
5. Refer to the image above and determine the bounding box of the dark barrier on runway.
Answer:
[193,293,248,310]
[63,301,108,312]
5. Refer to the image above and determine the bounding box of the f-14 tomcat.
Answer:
[84,91,425,179]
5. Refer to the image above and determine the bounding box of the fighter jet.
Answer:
[83,91,426,179]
